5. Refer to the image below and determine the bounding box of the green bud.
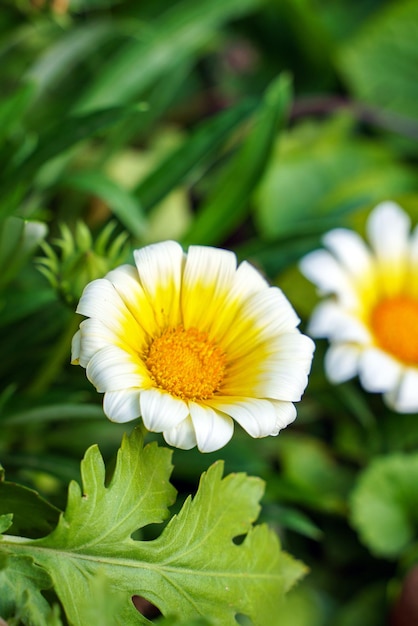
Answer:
[37,221,129,305]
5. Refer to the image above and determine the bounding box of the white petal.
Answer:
[77,279,127,331]
[181,245,237,332]
[133,241,184,328]
[367,201,410,264]
[324,343,361,383]
[206,397,278,438]
[299,250,359,308]
[71,329,81,365]
[261,363,311,401]
[225,332,314,400]
[224,356,311,402]
[103,389,141,423]
[77,317,136,368]
[408,227,418,297]
[163,416,197,450]
[86,345,148,392]
[308,302,371,344]
[203,259,269,344]
[235,259,269,292]
[105,264,159,338]
[323,228,374,279]
[140,388,189,432]
[384,369,418,413]
[189,402,234,452]
[270,400,297,434]
[76,277,147,354]
[358,347,401,393]
[221,287,300,360]
[270,332,315,367]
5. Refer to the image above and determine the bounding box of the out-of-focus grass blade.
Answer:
[135,98,257,213]
[27,20,118,101]
[0,217,47,289]
[76,0,263,111]
[0,82,34,146]
[181,74,292,246]
[62,170,146,239]
[0,289,55,327]
[2,404,104,425]
[100,60,192,162]
[0,106,143,219]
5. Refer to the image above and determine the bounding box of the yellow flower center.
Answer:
[146,326,226,400]
[371,296,418,365]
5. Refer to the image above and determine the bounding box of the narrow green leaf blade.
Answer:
[0,106,142,219]
[181,73,292,246]
[134,99,257,213]
[76,0,263,111]
[62,170,146,238]
[0,82,34,145]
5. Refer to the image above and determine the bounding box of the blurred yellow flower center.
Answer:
[146,326,226,400]
[371,296,418,364]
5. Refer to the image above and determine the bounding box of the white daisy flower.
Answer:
[300,201,418,413]
[72,241,315,452]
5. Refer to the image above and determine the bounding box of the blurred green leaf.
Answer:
[334,582,388,626]
[0,468,60,538]
[76,0,263,111]
[254,114,417,238]
[337,0,418,120]
[350,453,418,558]
[0,82,34,146]
[275,434,353,514]
[27,20,119,102]
[1,106,143,219]
[0,217,47,289]
[135,98,257,213]
[62,170,146,238]
[273,582,329,626]
[182,73,292,245]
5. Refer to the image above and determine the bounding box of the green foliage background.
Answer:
[0,0,418,624]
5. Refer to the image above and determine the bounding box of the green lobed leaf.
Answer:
[1,428,305,625]
[0,550,55,626]
[181,73,292,246]
[350,453,418,558]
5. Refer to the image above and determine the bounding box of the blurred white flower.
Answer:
[300,201,418,413]
[72,241,314,452]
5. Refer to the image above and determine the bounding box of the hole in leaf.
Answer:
[235,614,254,625]
[232,534,246,545]
[132,595,161,618]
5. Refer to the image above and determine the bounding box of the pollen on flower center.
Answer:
[371,296,418,365]
[146,325,226,400]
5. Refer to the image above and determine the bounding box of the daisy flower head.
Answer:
[300,201,418,413]
[72,241,315,452]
